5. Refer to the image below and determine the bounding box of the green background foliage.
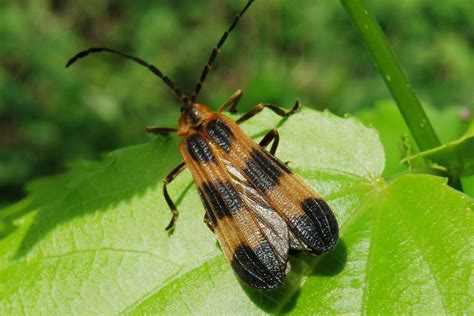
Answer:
[1,0,473,205]
[0,0,473,314]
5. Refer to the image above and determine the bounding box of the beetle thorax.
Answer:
[177,103,214,136]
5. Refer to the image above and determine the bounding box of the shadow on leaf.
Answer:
[14,136,183,258]
[307,238,347,277]
[240,239,347,313]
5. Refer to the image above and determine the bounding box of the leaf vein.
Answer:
[361,190,383,314]
[38,247,179,266]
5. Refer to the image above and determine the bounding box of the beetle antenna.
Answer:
[66,47,190,105]
[191,0,255,102]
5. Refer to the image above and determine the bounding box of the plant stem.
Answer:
[340,0,441,152]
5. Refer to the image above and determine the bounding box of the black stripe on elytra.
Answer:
[201,180,242,220]
[231,244,284,289]
[206,119,234,152]
[243,149,286,192]
[185,134,215,163]
[254,242,286,274]
[293,197,338,252]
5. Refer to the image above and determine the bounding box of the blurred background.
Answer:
[1,0,473,206]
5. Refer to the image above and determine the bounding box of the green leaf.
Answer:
[0,108,471,314]
[286,174,473,314]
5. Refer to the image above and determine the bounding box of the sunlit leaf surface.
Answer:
[0,108,471,314]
